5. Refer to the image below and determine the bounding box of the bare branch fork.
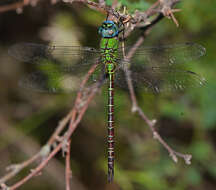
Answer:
[0,0,192,189]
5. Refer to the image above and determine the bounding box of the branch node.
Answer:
[6,164,21,173]
[61,139,70,157]
[131,105,138,113]
[151,119,157,126]
[16,8,23,14]
[153,131,159,139]
[39,145,51,159]
[55,135,63,142]
[30,169,42,176]
[184,154,192,165]
[0,183,10,190]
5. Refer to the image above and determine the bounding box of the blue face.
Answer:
[98,21,119,38]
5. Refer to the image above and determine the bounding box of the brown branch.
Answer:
[9,138,65,190]
[0,62,99,188]
[47,62,99,146]
[159,0,181,27]
[0,0,42,13]
[0,0,181,31]
[0,153,41,184]
[0,1,24,13]
[0,116,85,190]
[9,73,101,190]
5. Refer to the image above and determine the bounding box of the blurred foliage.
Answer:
[0,0,216,190]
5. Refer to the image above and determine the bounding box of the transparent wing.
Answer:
[9,42,206,93]
[8,43,101,68]
[118,43,206,66]
[9,43,105,93]
[18,63,106,93]
[115,65,206,93]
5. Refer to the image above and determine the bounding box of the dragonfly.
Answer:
[8,20,206,183]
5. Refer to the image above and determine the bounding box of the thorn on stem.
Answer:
[170,153,178,163]
[161,7,181,27]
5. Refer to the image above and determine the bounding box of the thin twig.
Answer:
[65,140,72,190]
[0,153,40,184]
[0,62,99,187]
[47,62,99,146]
[9,77,101,190]
[0,0,41,13]
[123,9,192,164]
[0,1,24,13]
[9,138,65,190]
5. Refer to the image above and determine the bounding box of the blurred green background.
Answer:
[0,0,216,190]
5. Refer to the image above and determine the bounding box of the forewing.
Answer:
[118,43,206,66]
[9,43,105,93]
[8,43,100,68]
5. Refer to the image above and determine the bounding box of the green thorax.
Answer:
[100,38,119,74]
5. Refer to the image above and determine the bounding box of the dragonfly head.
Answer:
[98,21,119,38]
